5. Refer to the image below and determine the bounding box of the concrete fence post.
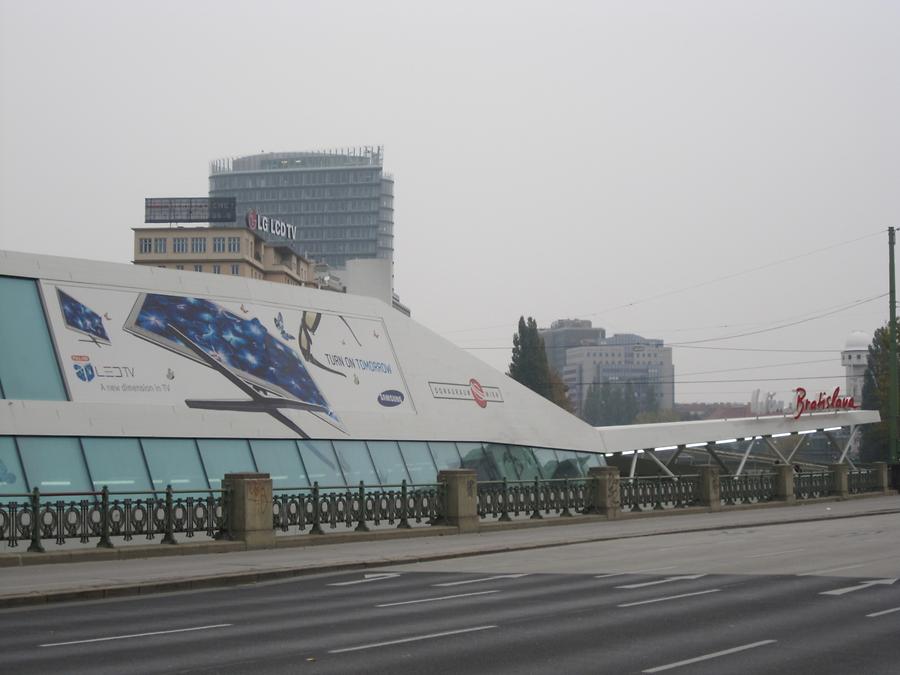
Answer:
[872,462,890,494]
[774,464,795,503]
[437,469,479,533]
[830,464,849,499]
[223,473,275,549]
[587,466,620,519]
[699,467,720,511]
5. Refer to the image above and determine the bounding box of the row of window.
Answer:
[164,264,241,275]
[300,241,377,254]
[139,237,242,256]
[0,437,604,498]
[211,170,381,191]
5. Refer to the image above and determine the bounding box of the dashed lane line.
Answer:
[642,639,777,673]
[618,589,721,608]
[376,590,500,608]
[329,625,498,653]
[40,624,232,648]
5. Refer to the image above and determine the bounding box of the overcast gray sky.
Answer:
[1,0,897,404]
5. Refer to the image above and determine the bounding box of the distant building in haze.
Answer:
[841,330,870,403]
[208,147,394,270]
[540,319,674,416]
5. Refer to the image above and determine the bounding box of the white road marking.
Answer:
[618,589,720,608]
[616,574,706,589]
[867,606,900,618]
[328,573,401,587]
[821,578,897,596]
[642,639,777,673]
[329,625,498,654]
[748,548,806,558]
[377,590,500,607]
[40,624,232,648]
[434,574,528,587]
[796,563,867,576]
[595,566,677,578]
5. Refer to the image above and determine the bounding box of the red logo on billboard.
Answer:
[793,386,857,419]
[470,378,487,408]
[246,209,258,230]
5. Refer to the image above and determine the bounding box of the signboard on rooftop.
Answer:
[144,197,236,223]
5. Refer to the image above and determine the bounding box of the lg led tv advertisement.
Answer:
[41,282,413,438]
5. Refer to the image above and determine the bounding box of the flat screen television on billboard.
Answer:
[123,293,336,421]
[57,288,111,346]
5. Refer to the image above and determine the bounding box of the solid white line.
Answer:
[329,625,497,653]
[596,566,677,578]
[40,624,232,647]
[377,590,500,607]
[796,563,866,576]
[748,548,806,558]
[618,589,720,608]
[642,639,777,673]
[867,606,900,618]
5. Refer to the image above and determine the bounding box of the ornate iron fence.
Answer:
[273,481,443,534]
[848,468,880,494]
[720,473,776,506]
[477,478,589,520]
[619,475,701,512]
[0,486,227,551]
[794,471,831,500]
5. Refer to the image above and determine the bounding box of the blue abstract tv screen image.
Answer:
[57,289,111,345]
[125,293,332,413]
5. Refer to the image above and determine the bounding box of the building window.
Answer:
[175,265,184,270]
[230,264,239,275]
[153,238,167,254]
[173,237,187,253]
[191,237,206,253]
[212,264,221,274]
[227,237,240,253]
[213,237,225,253]
[139,238,152,254]
[193,264,203,272]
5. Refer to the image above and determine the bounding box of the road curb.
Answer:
[2,505,898,609]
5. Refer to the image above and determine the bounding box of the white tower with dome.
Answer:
[842,330,871,403]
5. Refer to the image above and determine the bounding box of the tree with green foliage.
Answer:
[861,322,899,462]
[508,316,571,412]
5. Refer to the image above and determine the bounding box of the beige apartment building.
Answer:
[133,226,314,286]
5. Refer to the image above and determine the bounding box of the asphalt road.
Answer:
[1,512,898,674]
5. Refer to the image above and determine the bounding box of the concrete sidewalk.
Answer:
[1,494,898,608]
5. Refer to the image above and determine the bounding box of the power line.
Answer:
[442,228,885,335]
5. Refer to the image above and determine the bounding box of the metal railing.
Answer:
[477,478,588,520]
[720,473,776,506]
[848,468,881,494]
[620,475,702,512]
[0,486,227,551]
[272,481,443,534]
[794,471,832,500]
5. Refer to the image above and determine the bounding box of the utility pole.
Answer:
[889,227,898,463]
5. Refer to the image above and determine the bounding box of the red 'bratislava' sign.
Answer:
[793,386,857,419]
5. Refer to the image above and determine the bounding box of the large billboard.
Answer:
[145,198,236,223]
[41,283,413,439]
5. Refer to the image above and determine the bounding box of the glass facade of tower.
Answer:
[209,148,394,269]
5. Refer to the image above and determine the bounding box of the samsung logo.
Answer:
[378,390,404,407]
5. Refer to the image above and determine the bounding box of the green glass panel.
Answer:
[553,449,587,478]
[82,437,152,499]
[367,441,411,485]
[333,441,380,488]
[428,442,462,471]
[250,440,309,490]
[17,437,92,493]
[197,439,255,488]
[507,445,543,481]
[141,438,209,494]
[0,278,66,400]
[469,443,504,481]
[297,440,345,486]
[397,442,437,485]
[0,437,25,492]
[531,447,559,479]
